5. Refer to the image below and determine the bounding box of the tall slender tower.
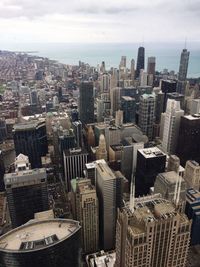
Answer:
[135,47,145,79]
[71,178,99,254]
[130,59,135,81]
[162,99,184,155]
[79,81,94,124]
[178,49,190,81]
[138,93,156,141]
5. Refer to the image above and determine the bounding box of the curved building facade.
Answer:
[0,219,81,267]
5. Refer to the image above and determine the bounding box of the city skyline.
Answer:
[0,0,200,43]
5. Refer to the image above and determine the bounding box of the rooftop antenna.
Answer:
[184,37,187,49]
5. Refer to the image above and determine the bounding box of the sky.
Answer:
[1,0,200,43]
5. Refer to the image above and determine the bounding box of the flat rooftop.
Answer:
[184,114,200,120]
[0,219,80,252]
[4,168,46,186]
[158,171,184,185]
[138,147,166,159]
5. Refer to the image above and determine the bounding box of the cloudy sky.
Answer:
[1,0,200,43]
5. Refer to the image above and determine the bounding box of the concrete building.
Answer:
[184,160,200,190]
[190,99,200,115]
[100,73,111,93]
[96,134,108,161]
[71,178,99,253]
[138,93,156,141]
[86,250,116,267]
[154,171,186,204]
[0,219,81,267]
[96,160,123,250]
[63,148,88,191]
[115,194,191,267]
[161,99,184,155]
[178,49,190,82]
[110,87,121,116]
[147,56,156,75]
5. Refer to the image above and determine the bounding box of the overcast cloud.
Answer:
[0,0,200,43]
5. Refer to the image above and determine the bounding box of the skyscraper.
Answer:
[100,73,111,93]
[121,96,136,123]
[4,155,49,228]
[147,56,156,75]
[115,194,191,267]
[0,219,81,267]
[110,87,121,116]
[13,120,48,169]
[161,99,184,155]
[130,59,135,81]
[96,134,107,161]
[72,121,83,148]
[96,160,123,251]
[63,148,88,191]
[135,147,166,196]
[184,160,200,190]
[71,178,99,253]
[161,79,177,112]
[176,114,200,166]
[138,93,156,141]
[185,188,200,246]
[135,47,145,79]
[79,81,94,124]
[178,49,190,81]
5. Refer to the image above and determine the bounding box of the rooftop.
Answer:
[184,114,200,120]
[158,171,184,185]
[139,147,166,159]
[0,219,80,252]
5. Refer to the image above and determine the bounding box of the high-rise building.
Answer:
[110,87,121,116]
[178,48,190,81]
[130,59,135,81]
[4,155,48,228]
[147,56,156,75]
[96,134,107,161]
[154,171,186,204]
[100,73,111,93]
[139,70,148,87]
[96,160,123,250]
[176,114,200,166]
[87,126,95,147]
[0,151,5,192]
[121,96,136,123]
[184,160,200,190]
[160,80,177,112]
[135,147,166,196]
[63,148,88,191]
[138,93,156,141]
[72,121,83,148]
[135,47,145,79]
[115,194,191,267]
[161,99,184,155]
[71,178,99,253]
[185,188,200,246]
[166,92,184,109]
[30,89,38,105]
[190,99,200,115]
[120,56,126,68]
[0,219,81,267]
[13,120,48,169]
[79,82,94,124]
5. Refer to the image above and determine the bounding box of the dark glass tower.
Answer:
[178,49,190,81]
[176,114,200,166]
[13,121,48,169]
[135,47,145,79]
[79,82,94,124]
[4,168,49,228]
